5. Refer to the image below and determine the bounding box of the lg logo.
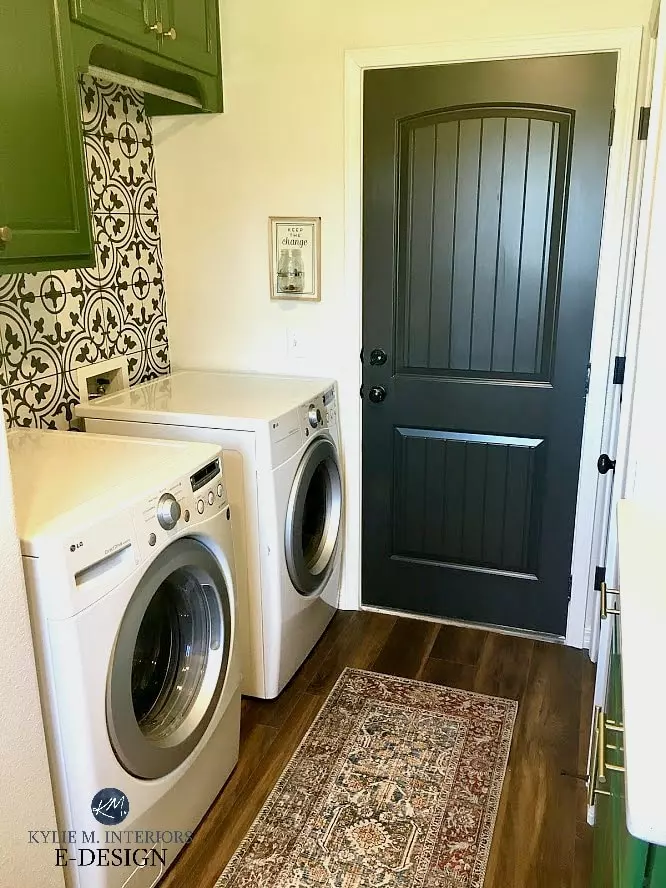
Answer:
[69,541,83,553]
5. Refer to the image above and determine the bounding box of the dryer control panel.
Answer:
[269,386,338,466]
[300,386,337,440]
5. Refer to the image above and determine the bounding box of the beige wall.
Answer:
[153,0,652,608]
[0,424,62,885]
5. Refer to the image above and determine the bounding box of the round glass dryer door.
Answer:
[285,435,343,596]
[107,538,232,779]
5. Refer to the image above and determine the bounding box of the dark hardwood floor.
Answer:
[161,611,596,888]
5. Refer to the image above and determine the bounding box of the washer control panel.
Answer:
[61,454,229,615]
[135,457,228,557]
[156,493,181,530]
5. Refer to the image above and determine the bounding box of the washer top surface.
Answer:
[8,429,220,543]
[75,370,336,430]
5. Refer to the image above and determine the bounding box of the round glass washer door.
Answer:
[285,435,343,597]
[107,538,232,780]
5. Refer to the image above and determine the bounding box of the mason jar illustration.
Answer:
[277,248,305,293]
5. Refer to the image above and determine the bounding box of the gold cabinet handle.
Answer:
[586,705,601,806]
[598,708,625,785]
[0,226,13,243]
[587,707,625,805]
[588,707,611,805]
[600,581,620,620]
[148,20,163,34]
[163,27,177,39]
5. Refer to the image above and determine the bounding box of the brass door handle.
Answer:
[148,20,163,33]
[163,27,177,39]
[600,581,620,620]
[0,226,13,243]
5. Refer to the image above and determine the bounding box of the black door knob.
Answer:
[369,348,388,366]
[368,386,387,404]
[597,453,616,475]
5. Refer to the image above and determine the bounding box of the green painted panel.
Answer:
[0,0,93,270]
[158,0,219,75]
[608,652,622,726]
[613,778,649,888]
[70,0,160,54]
[599,643,650,888]
[649,846,666,887]
[592,792,615,888]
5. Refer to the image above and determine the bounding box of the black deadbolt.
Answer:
[368,386,387,404]
[369,348,388,366]
[597,453,616,475]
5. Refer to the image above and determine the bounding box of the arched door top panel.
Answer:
[397,104,574,381]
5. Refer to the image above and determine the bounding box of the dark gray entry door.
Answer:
[361,54,617,635]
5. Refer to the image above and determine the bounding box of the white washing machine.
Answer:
[9,429,240,888]
[76,371,344,699]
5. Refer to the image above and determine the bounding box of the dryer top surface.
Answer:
[75,370,336,430]
[7,429,220,544]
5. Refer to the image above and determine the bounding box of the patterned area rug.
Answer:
[216,669,517,888]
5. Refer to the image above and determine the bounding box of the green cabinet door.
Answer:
[158,0,219,74]
[0,0,93,272]
[649,846,666,886]
[613,782,650,887]
[592,792,615,888]
[70,0,160,54]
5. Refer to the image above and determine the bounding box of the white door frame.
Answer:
[587,28,658,662]
[343,27,644,647]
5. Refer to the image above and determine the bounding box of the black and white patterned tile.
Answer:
[1,387,12,430]
[81,75,157,217]
[0,76,169,431]
[5,367,85,430]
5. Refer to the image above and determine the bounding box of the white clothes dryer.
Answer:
[9,430,240,888]
[77,371,344,699]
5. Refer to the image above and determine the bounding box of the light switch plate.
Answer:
[287,327,308,359]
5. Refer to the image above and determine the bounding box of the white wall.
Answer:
[153,0,652,609]
[0,424,62,886]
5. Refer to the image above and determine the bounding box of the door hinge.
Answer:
[568,575,573,602]
[613,356,626,385]
[359,384,364,399]
[584,362,592,396]
[608,108,616,147]
[594,565,606,592]
[638,106,651,141]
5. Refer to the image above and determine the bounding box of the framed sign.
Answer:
[269,217,321,301]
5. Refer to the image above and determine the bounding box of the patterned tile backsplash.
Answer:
[0,76,169,431]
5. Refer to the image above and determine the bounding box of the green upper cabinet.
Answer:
[0,0,93,273]
[158,0,219,75]
[70,0,219,76]
[0,0,222,275]
[69,0,160,55]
